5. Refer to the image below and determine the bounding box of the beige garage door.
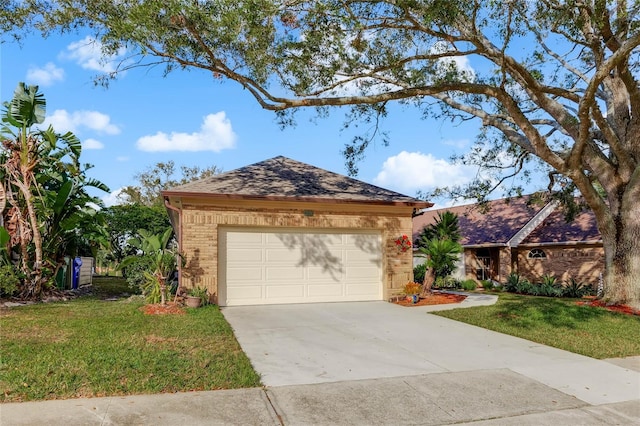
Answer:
[219,228,382,306]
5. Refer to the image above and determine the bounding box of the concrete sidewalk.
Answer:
[2,370,638,425]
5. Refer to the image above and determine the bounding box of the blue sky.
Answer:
[2,32,485,207]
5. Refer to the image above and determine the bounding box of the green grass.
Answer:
[0,296,261,402]
[432,293,640,359]
[90,276,137,298]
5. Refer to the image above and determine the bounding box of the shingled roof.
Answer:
[162,156,432,207]
[413,196,545,247]
[413,195,602,247]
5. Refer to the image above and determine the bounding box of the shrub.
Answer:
[563,277,588,298]
[515,278,533,294]
[413,263,426,284]
[122,255,154,292]
[461,279,477,291]
[481,280,494,291]
[188,286,210,305]
[402,281,422,295]
[0,264,20,297]
[540,274,558,287]
[434,276,459,289]
[505,273,524,293]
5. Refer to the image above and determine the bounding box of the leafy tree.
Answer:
[101,204,171,264]
[1,83,108,298]
[4,1,640,307]
[120,161,221,207]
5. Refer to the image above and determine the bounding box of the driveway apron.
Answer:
[222,301,640,405]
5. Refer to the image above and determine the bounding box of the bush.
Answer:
[515,278,533,294]
[413,263,426,284]
[481,280,494,291]
[434,276,459,289]
[461,279,477,291]
[505,273,523,293]
[0,264,20,297]
[563,277,588,298]
[402,281,422,295]
[121,255,154,292]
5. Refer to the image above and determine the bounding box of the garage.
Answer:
[219,228,382,306]
[162,156,431,306]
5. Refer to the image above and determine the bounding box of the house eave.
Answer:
[161,190,433,209]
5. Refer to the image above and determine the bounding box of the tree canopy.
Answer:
[3,1,639,307]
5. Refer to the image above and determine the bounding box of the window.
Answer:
[528,248,547,259]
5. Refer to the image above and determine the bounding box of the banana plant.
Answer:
[120,228,179,305]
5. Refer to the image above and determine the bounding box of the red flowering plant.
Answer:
[394,234,412,253]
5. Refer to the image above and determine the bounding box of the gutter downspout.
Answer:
[164,198,183,304]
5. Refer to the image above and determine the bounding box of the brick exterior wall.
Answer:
[516,245,604,286]
[176,198,415,303]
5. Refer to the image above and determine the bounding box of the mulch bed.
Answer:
[394,292,467,307]
[140,304,186,315]
[576,299,640,316]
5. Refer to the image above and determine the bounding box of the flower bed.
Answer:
[393,292,466,307]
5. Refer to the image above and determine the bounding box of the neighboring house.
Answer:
[162,156,432,306]
[412,196,604,287]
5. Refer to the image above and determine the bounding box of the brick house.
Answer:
[412,196,604,287]
[162,156,432,306]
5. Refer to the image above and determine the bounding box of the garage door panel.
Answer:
[346,282,380,294]
[307,266,343,281]
[307,284,343,297]
[227,285,263,299]
[227,249,263,263]
[227,266,263,281]
[222,228,382,306]
[266,248,299,263]
[265,284,306,299]
[266,266,305,281]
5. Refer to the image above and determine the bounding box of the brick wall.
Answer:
[177,198,415,303]
[516,245,604,286]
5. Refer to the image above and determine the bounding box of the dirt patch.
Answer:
[394,292,467,307]
[576,299,640,316]
[140,304,186,315]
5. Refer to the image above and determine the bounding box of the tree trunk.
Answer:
[601,202,640,310]
[421,267,435,297]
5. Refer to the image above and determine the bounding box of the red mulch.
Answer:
[576,299,640,316]
[394,292,467,307]
[140,304,186,315]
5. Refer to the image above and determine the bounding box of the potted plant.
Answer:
[402,281,422,303]
[185,286,208,308]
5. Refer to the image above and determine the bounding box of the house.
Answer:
[162,156,432,306]
[412,195,604,286]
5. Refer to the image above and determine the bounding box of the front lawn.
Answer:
[0,296,261,402]
[432,292,640,359]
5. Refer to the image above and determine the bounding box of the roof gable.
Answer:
[163,156,431,207]
[413,195,602,247]
[413,196,546,246]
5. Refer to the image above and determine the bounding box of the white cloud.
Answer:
[431,41,475,82]
[443,139,470,149]
[136,112,237,152]
[62,36,127,73]
[43,109,120,135]
[83,138,104,150]
[26,62,65,86]
[102,188,125,207]
[373,151,475,194]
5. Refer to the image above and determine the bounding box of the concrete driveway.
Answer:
[222,301,640,406]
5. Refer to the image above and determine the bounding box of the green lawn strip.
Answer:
[90,276,137,298]
[0,300,260,402]
[432,293,640,359]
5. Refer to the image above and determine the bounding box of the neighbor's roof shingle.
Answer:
[521,208,601,244]
[412,196,546,246]
[162,156,431,207]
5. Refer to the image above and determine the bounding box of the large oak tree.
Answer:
[5,1,640,308]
